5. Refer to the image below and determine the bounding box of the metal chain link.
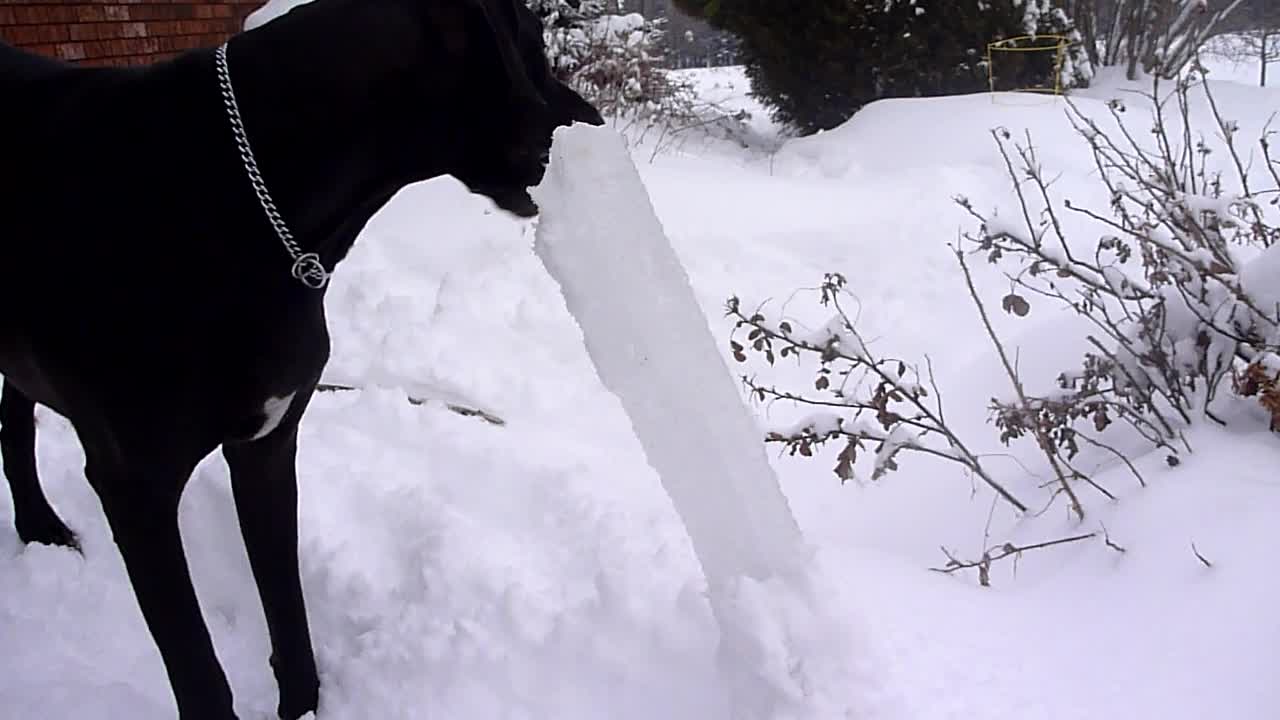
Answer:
[215,43,329,290]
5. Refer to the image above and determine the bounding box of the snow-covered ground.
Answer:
[4,62,1280,719]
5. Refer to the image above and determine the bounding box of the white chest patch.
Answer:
[252,391,297,441]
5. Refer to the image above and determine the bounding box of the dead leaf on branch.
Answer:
[1002,293,1031,317]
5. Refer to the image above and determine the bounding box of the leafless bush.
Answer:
[726,275,1029,514]
[726,65,1278,539]
[957,64,1280,482]
[567,15,697,122]
[553,13,753,156]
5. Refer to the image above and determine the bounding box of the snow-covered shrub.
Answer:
[1069,0,1248,79]
[726,276,1030,514]
[727,65,1278,530]
[528,0,698,125]
[959,65,1280,471]
[1011,0,1096,91]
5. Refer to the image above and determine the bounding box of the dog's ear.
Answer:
[469,0,546,107]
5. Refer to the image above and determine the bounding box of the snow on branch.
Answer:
[958,66,1280,475]
[726,274,1030,514]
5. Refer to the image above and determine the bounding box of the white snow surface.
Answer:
[531,124,872,719]
[532,124,806,586]
[4,68,1280,719]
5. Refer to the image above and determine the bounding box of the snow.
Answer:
[243,0,306,31]
[587,13,646,43]
[4,62,1280,720]
[530,124,868,718]
[531,124,806,586]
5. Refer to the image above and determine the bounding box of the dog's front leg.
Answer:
[85,447,237,719]
[223,390,319,720]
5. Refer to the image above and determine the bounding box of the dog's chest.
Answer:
[218,304,329,443]
[250,391,298,440]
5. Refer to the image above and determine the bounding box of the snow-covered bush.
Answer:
[958,65,1280,473]
[1010,0,1096,91]
[728,65,1279,530]
[528,0,697,125]
[1069,0,1248,79]
[726,277,1030,515]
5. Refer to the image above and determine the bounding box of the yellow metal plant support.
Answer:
[986,34,1070,103]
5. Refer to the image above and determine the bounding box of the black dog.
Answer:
[0,0,602,717]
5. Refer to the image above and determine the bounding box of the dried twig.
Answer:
[931,532,1098,587]
[1101,523,1128,554]
[316,382,506,426]
[1191,541,1214,568]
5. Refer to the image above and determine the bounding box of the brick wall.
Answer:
[0,0,264,67]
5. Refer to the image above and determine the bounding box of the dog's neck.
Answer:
[217,3,449,283]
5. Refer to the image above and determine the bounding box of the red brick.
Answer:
[130,5,179,20]
[103,5,130,20]
[69,24,100,41]
[74,5,106,22]
[172,34,201,50]
[24,42,59,56]
[94,22,125,38]
[0,7,14,23]
[36,6,80,23]
[13,6,50,23]
[38,24,71,42]
[55,41,87,60]
[2,25,41,43]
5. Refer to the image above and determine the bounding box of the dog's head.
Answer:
[427,0,605,217]
[243,0,603,220]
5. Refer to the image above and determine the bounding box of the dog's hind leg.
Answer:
[223,396,319,720]
[1,379,79,549]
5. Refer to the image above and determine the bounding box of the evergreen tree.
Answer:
[674,0,1091,134]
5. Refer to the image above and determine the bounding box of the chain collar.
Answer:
[215,43,330,290]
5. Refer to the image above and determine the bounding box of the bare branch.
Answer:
[931,532,1098,587]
